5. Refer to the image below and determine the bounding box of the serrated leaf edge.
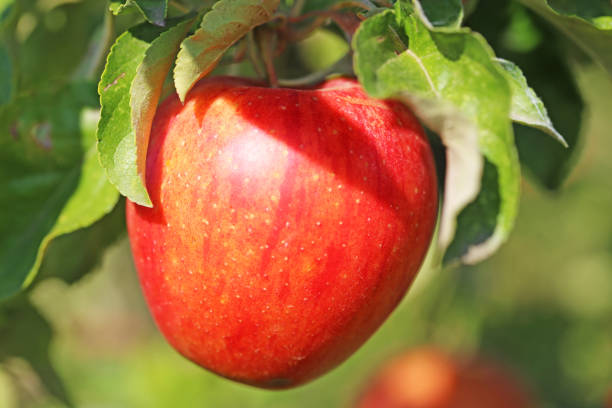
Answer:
[354,9,521,264]
[496,58,568,147]
[130,16,197,208]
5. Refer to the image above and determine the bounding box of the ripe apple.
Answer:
[126,76,438,388]
[356,347,534,408]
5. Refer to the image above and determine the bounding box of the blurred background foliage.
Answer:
[1,1,611,407]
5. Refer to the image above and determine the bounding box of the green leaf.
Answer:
[110,0,168,26]
[513,65,583,189]
[497,58,566,146]
[546,0,612,29]
[131,16,197,203]
[132,0,168,26]
[174,0,280,102]
[444,160,501,262]
[110,0,127,14]
[353,8,520,264]
[36,199,126,285]
[0,84,119,300]
[466,0,584,189]
[97,18,193,207]
[0,298,72,406]
[519,0,612,78]
[413,0,464,30]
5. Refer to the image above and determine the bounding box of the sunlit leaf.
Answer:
[174,0,279,101]
[97,17,193,206]
[131,16,197,204]
[498,58,566,146]
[354,7,520,264]
[466,0,584,189]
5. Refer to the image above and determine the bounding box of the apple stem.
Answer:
[245,0,374,87]
[264,57,279,88]
[255,27,279,88]
[246,31,266,79]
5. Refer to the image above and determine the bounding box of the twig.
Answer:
[256,27,279,87]
[277,53,353,88]
[246,31,266,79]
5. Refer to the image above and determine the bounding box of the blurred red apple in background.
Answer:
[357,347,535,408]
[357,347,458,408]
[126,77,438,388]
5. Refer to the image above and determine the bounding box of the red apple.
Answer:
[357,347,458,408]
[126,76,438,388]
[357,347,535,408]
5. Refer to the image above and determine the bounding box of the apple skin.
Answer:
[357,348,534,408]
[126,76,438,388]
